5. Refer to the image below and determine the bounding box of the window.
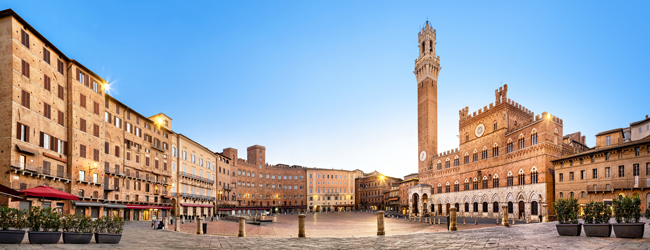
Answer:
[570,192,574,198]
[445,184,450,193]
[464,181,469,190]
[464,155,469,164]
[21,29,30,48]
[454,158,459,166]
[79,144,86,158]
[482,179,488,189]
[618,165,624,177]
[482,149,488,159]
[494,122,497,130]
[569,172,574,181]
[17,123,29,142]
[437,162,442,170]
[531,131,538,145]
[79,170,85,182]
[492,145,499,157]
[559,173,563,182]
[445,160,450,168]
[606,184,610,191]
[518,137,525,149]
[633,164,639,176]
[593,169,598,179]
[606,152,610,161]
[636,147,640,157]
[473,152,478,162]
[454,183,459,192]
[43,48,50,64]
[473,180,478,190]
[79,118,86,132]
[21,60,30,78]
[80,94,86,108]
[43,75,51,91]
[20,90,30,109]
[466,135,469,142]
[559,192,563,198]
[518,173,525,185]
[606,136,611,146]
[531,171,538,184]
[605,167,611,178]
[507,142,513,153]
[57,59,64,75]
[493,178,499,188]
[580,170,585,180]
[58,85,64,100]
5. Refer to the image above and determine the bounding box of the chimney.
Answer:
[646,115,648,119]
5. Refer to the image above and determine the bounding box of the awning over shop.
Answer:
[104,203,127,209]
[0,184,23,199]
[333,204,355,207]
[16,145,38,155]
[181,203,213,208]
[72,201,105,207]
[386,197,399,201]
[125,205,172,209]
[21,186,79,201]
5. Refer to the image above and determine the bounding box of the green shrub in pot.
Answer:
[552,198,581,236]
[27,207,61,244]
[583,201,612,237]
[0,207,27,244]
[612,195,644,238]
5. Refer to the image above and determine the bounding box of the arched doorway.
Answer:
[422,194,428,215]
[493,202,499,213]
[507,201,513,214]
[438,204,442,215]
[412,193,419,216]
[445,203,450,215]
[518,201,524,219]
[531,201,538,215]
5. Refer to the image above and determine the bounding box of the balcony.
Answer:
[586,177,648,193]
[180,172,215,184]
[10,161,71,181]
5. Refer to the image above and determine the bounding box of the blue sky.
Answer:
[6,1,650,179]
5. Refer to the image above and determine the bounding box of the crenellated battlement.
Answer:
[433,148,460,160]
[459,84,534,124]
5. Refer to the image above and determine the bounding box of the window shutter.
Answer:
[25,92,30,109]
[105,142,109,154]
[76,68,80,81]
[54,138,59,152]
[50,135,55,151]
[39,132,44,147]
[115,145,119,157]
[25,62,29,78]
[64,141,68,155]
[16,123,21,140]
[24,125,29,142]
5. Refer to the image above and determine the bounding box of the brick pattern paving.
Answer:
[178,212,499,237]
[2,215,650,249]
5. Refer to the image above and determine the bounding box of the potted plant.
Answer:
[612,195,644,238]
[0,207,26,244]
[28,207,62,244]
[583,201,612,237]
[552,198,581,236]
[62,214,93,244]
[94,216,124,244]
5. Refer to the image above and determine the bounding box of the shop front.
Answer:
[125,205,172,221]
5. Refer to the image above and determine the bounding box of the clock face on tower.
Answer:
[419,151,427,162]
[475,123,485,138]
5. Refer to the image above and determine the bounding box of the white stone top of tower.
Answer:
[414,21,441,84]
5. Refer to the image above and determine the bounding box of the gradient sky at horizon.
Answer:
[5,1,650,179]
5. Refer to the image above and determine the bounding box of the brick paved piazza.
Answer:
[2,214,650,249]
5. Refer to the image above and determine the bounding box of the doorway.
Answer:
[446,203,450,215]
[438,204,442,215]
[144,210,150,220]
[518,201,524,219]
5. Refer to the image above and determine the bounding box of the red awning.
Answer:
[386,197,399,201]
[20,185,78,200]
[181,203,213,208]
[125,205,172,209]
[0,184,23,199]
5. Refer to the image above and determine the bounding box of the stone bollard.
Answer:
[377,211,385,236]
[165,217,170,230]
[512,217,515,225]
[298,214,306,238]
[475,218,477,225]
[238,217,246,237]
[449,208,457,231]
[502,206,509,226]
[438,218,440,224]
[463,218,465,225]
[197,217,204,234]
[182,216,185,224]
[526,217,530,224]
[496,218,499,225]
[175,217,180,231]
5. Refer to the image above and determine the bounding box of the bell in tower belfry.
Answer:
[415,20,441,172]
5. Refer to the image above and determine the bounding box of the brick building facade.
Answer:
[408,22,566,222]
[553,115,650,213]
[355,171,401,210]
[305,168,359,212]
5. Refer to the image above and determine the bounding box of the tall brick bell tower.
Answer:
[415,21,440,171]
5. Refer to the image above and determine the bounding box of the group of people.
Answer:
[152,219,165,230]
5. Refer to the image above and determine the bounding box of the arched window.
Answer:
[445,158,450,169]
[493,174,499,188]
[482,176,489,189]
[464,179,470,191]
[454,155,459,166]
[507,139,513,153]
[78,189,84,197]
[464,202,470,212]
[437,183,442,194]
[531,129,538,145]
[473,202,479,212]
[482,202,488,212]
[531,201,538,215]
[518,134,525,149]
[454,181,459,192]
[507,201,513,213]
[507,171,514,186]
[559,192,564,198]
[473,149,478,162]
[493,143,499,157]
[518,169,525,185]
[464,153,469,164]
[421,41,425,54]
[570,192,574,198]
[482,147,488,160]
[473,178,479,190]
[531,167,538,184]
[92,191,98,198]
[437,160,442,170]
[429,40,434,53]
[445,182,450,193]
[493,202,499,213]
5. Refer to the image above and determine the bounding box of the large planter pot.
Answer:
[612,223,645,238]
[556,223,582,236]
[28,231,62,244]
[0,230,26,244]
[94,233,122,244]
[63,232,93,244]
[583,224,612,237]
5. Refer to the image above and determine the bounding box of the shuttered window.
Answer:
[93,124,99,137]
[58,85,64,100]
[105,142,109,154]
[21,30,30,48]
[115,146,120,157]
[43,48,50,64]
[21,60,29,78]
[20,90,30,109]
[57,60,64,75]
[44,75,50,91]
[80,144,86,158]
[93,149,99,161]
[80,94,86,108]
[58,111,64,126]
[43,103,51,119]
[80,118,86,132]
